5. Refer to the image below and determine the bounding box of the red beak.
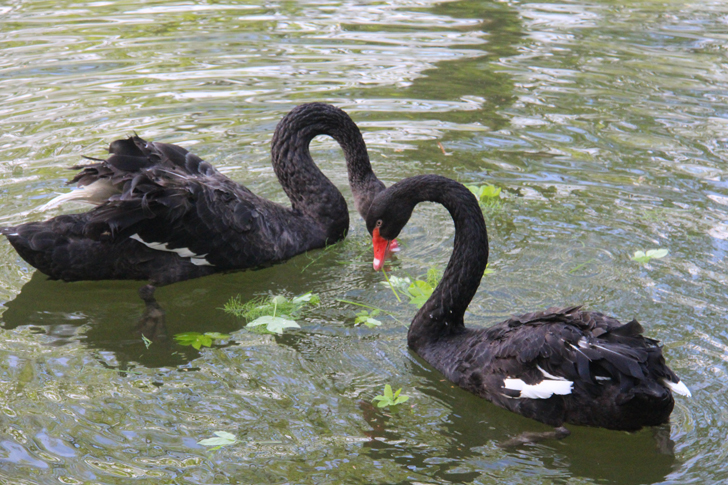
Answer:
[372,227,390,271]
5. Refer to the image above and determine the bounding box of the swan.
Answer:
[366,174,690,433]
[1,103,397,295]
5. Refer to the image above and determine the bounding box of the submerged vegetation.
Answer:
[224,292,320,335]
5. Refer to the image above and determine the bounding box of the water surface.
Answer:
[1,0,727,483]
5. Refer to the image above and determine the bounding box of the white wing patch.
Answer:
[503,376,574,400]
[130,234,214,266]
[190,257,214,266]
[537,365,568,381]
[663,379,691,397]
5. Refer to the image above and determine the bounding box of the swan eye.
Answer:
[375,220,382,228]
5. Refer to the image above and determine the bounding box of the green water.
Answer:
[0,0,726,483]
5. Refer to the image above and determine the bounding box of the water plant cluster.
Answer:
[223,292,320,335]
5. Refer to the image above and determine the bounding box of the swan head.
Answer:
[366,187,415,270]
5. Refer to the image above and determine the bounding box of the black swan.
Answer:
[366,175,690,433]
[2,103,397,295]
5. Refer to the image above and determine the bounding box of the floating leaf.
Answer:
[355,309,382,328]
[174,332,230,350]
[631,248,669,264]
[291,292,320,305]
[204,332,230,340]
[483,263,495,276]
[198,431,238,450]
[247,315,300,335]
[646,249,668,259]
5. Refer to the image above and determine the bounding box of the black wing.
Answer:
[482,306,678,392]
[5,137,299,285]
[78,137,285,273]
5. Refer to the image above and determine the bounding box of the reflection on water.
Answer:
[1,0,727,483]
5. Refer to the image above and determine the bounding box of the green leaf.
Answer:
[631,248,668,264]
[372,385,410,408]
[466,184,501,200]
[355,309,382,328]
[646,249,668,259]
[480,185,501,199]
[364,317,382,328]
[204,332,230,340]
[247,315,300,335]
[200,335,213,349]
[174,332,229,350]
[466,185,485,200]
[226,292,319,322]
[426,267,442,288]
[291,292,320,305]
[407,280,435,308]
[198,431,238,449]
[271,295,288,306]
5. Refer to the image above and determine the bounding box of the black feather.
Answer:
[3,104,386,288]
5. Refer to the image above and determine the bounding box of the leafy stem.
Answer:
[381,268,402,303]
[336,299,406,326]
[372,384,411,408]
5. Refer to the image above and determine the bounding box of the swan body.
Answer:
[366,175,689,430]
[2,103,387,286]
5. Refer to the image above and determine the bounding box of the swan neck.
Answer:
[271,104,381,242]
[406,177,489,350]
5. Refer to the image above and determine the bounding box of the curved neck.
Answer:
[271,103,384,241]
[398,176,489,350]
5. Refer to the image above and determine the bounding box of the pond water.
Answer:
[1,0,727,483]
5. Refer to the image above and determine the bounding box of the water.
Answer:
[0,0,727,483]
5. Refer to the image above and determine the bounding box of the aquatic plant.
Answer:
[224,292,319,335]
[174,332,230,350]
[466,184,502,209]
[198,431,238,450]
[631,249,668,264]
[355,309,382,328]
[372,384,410,408]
